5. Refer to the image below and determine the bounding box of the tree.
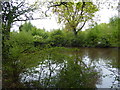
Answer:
[1,0,42,60]
[1,0,41,40]
[1,0,42,87]
[50,1,98,36]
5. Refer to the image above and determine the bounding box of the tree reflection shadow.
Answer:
[21,47,100,88]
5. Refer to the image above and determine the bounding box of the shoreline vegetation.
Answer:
[2,16,119,88]
[2,0,119,88]
[8,16,118,49]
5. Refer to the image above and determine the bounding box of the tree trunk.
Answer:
[73,28,78,36]
[2,21,11,61]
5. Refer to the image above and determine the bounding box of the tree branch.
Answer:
[13,17,44,22]
[49,2,68,7]
[77,20,87,33]
[77,1,86,22]
[80,1,86,17]
[45,2,68,16]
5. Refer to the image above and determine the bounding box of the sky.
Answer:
[11,0,118,32]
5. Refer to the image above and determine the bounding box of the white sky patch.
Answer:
[31,16,61,31]
[98,9,118,23]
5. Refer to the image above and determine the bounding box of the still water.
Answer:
[21,47,120,88]
[77,48,119,88]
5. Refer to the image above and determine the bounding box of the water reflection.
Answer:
[20,47,119,88]
[77,48,119,88]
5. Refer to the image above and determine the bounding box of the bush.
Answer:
[49,30,66,46]
[8,31,34,58]
[17,17,120,48]
[3,31,35,87]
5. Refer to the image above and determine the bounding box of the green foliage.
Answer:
[20,22,48,39]
[108,16,120,47]
[49,30,66,46]
[33,35,43,42]
[70,32,87,47]
[20,47,99,88]
[3,16,119,88]
[32,28,48,39]
[2,0,39,40]
[19,22,49,47]
[3,31,35,87]
[69,16,119,47]
[19,22,34,32]
[63,31,74,47]
[17,16,119,48]
[6,31,34,62]
[9,31,34,52]
[52,2,98,36]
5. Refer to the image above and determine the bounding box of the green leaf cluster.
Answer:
[52,1,98,35]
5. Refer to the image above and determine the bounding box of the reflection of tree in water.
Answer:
[81,48,118,62]
[56,50,100,88]
[77,48,119,88]
[21,48,100,88]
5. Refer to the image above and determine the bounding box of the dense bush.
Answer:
[17,17,119,48]
[19,22,34,32]
[19,22,49,47]
[3,31,35,87]
[108,17,119,47]
[3,16,119,88]
[48,30,66,46]
[75,17,119,47]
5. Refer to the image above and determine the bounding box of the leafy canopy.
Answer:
[52,1,98,35]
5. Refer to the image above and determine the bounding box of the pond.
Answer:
[20,47,120,88]
[77,48,119,88]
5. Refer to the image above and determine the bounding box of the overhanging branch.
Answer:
[13,17,45,22]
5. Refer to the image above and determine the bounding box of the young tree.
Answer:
[1,0,42,87]
[49,1,98,36]
[1,0,42,61]
[1,0,41,40]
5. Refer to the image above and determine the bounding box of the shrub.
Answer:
[49,30,66,46]
[9,30,34,52]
